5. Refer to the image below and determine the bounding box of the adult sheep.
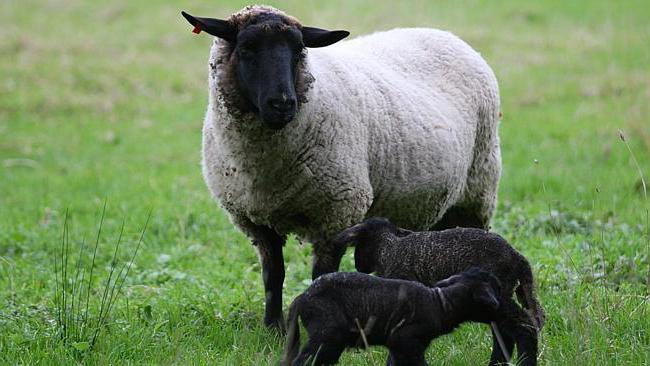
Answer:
[182,5,502,330]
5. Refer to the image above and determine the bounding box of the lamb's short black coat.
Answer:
[281,268,503,366]
[334,217,544,366]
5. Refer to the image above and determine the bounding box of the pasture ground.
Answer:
[1,0,648,364]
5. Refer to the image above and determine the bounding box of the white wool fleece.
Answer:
[201,27,501,244]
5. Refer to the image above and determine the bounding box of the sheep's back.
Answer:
[308,28,499,229]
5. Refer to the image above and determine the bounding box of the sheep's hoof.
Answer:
[265,316,287,335]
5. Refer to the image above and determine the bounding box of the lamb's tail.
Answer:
[515,261,546,331]
[280,297,301,366]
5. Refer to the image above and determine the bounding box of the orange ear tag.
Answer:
[192,25,202,34]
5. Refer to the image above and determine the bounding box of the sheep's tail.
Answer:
[515,261,546,331]
[280,297,301,366]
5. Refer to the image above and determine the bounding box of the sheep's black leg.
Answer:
[252,226,286,331]
[311,240,346,279]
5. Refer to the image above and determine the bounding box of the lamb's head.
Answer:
[182,6,349,130]
[434,267,502,322]
[332,217,413,273]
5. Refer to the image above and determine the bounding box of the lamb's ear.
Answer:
[395,228,413,237]
[434,274,460,288]
[301,26,349,48]
[331,223,363,247]
[474,285,500,311]
[181,11,237,42]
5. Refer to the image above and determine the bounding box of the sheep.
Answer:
[332,217,544,365]
[281,268,504,366]
[182,5,502,329]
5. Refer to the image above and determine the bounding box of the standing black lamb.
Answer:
[281,268,503,366]
[333,217,544,366]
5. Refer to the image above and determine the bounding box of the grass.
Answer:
[0,0,648,364]
[52,204,149,355]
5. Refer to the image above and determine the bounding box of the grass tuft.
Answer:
[52,203,150,355]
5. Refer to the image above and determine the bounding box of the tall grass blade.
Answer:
[91,209,151,347]
[92,220,125,345]
[84,201,107,327]
[618,130,649,289]
[61,210,70,341]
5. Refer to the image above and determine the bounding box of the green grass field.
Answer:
[1,0,648,364]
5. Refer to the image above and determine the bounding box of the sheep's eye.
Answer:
[238,46,256,59]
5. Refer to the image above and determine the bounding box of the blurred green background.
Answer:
[1,1,648,364]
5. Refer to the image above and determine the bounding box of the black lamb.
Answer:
[281,268,503,366]
[333,217,544,366]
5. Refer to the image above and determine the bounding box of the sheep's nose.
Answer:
[267,97,296,113]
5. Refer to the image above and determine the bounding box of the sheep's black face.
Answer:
[235,22,303,130]
[181,10,350,130]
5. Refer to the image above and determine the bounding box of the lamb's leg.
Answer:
[386,348,428,366]
[493,300,538,366]
[292,341,319,366]
[234,216,287,331]
[488,326,514,366]
[385,354,393,366]
[293,334,346,366]
[509,321,538,366]
[514,331,538,366]
[311,240,346,279]
[496,322,537,366]
[386,327,429,366]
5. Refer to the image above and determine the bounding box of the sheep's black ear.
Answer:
[181,11,237,42]
[301,26,349,48]
[474,285,500,311]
